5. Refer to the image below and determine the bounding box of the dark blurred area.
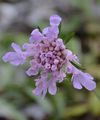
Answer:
[0,0,100,120]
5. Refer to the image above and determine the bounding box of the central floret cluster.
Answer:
[2,15,96,96]
[37,39,66,72]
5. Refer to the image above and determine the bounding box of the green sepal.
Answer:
[58,22,62,37]
[64,32,75,45]
[37,26,42,33]
[47,72,51,81]
[70,60,85,70]
[66,74,73,81]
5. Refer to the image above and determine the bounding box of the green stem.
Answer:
[93,90,100,101]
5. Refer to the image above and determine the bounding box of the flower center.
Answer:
[37,40,66,72]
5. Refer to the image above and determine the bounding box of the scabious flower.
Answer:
[2,15,96,96]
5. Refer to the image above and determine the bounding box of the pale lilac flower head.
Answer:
[2,15,96,96]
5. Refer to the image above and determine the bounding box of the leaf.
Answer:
[0,34,14,49]
[89,92,100,115]
[66,38,81,58]
[0,99,27,120]
[93,90,100,101]
[70,61,85,70]
[86,65,100,80]
[64,32,75,45]
[62,104,88,118]
[54,92,65,118]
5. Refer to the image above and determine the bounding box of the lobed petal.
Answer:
[30,29,43,43]
[72,74,83,89]
[72,71,96,91]
[48,81,57,95]
[26,60,40,76]
[50,15,62,26]
[33,83,43,96]
[2,52,25,66]
[33,76,48,96]
[43,26,59,40]
[11,43,22,53]
[79,72,96,91]
[26,67,39,76]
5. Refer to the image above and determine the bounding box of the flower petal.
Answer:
[72,74,83,89]
[59,71,66,83]
[11,43,21,53]
[2,52,25,66]
[26,61,40,76]
[48,82,57,95]
[33,84,43,96]
[43,26,59,40]
[30,29,43,43]
[42,27,49,35]
[26,67,39,76]
[79,72,96,91]
[50,15,62,26]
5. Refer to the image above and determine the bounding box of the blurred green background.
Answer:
[0,0,100,120]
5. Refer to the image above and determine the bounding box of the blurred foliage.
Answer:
[0,0,100,120]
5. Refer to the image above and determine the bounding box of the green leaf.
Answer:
[93,90,100,101]
[70,61,85,70]
[54,92,65,119]
[0,99,27,120]
[62,104,88,118]
[89,92,100,115]
[64,32,75,45]
[0,34,14,49]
